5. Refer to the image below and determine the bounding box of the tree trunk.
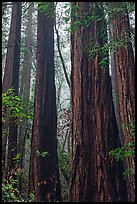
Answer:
[111,3,135,201]
[32,3,61,202]
[2,2,22,179]
[70,2,127,202]
[18,3,33,199]
[18,2,33,200]
[109,24,125,147]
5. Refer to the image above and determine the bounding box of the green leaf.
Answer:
[36,150,48,157]
[13,153,20,161]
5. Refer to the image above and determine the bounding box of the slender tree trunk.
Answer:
[32,3,61,202]
[111,3,135,201]
[2,2,22,179]
[28,133,35,199]
[55,24,70,89]
[70,2,127,202]
[18,3,33,199]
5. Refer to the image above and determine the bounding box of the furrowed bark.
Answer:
[70,2,127,202]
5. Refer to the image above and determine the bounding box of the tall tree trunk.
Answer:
[70,2,127,202]
[2,2,22,179]
[18,3,33,199]
[32,3,61,202]
[111,3,135,201]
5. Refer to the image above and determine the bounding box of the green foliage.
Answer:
[109,121,135,179]
[12,153,20,163]
[121,120,135,139]
[62,2,71,24]
[58,144,71,201]
[36,2,54,17]
[2,88,32,126]
[89,43,109,69]
[89,43,100,59]
[28,192,35,202]
[63,3,104,33]
[89,34,129,58]
[58,145,71,174]
[89,32,129,68]
[71,14,101,33]
[2,155,33,202]
[58,145,71,178]
[123,169,131,180]
[106,2,127,21]
[125,120,135,138]
[109,121,135,161]
[36,150,49,158]
[99,57,109,69]
[126,2,135,14]
[110,35,129,50]
[2,178,25,202]
[109,143,135,162]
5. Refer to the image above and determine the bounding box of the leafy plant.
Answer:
[12,153,21,163]
[36,2,54,17]
[36,150,49,158]
[58,146,71,172]
[2,88,31,127]
[99,57,109,69]
[2,88,33,193]
[28,191,35,202]
[2,178,25,202]
[123,169,131,180]
[109,121,135,179]
[58,144,71,201]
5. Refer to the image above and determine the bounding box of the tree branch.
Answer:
[55,22,70,89]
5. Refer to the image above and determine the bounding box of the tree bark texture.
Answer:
[2,2,22,178]
[111,3,135,201]
[70,2,127,202]
[2,2,21,94]
[33,4,61,202]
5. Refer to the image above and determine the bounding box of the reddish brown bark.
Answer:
[111,3,135,201]
[2,2,22,178]
[32,3,61,202]
[70,2,127,202]
[2,2,21,94]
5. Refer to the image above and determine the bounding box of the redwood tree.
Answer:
[111,2,135,201]
[32,3,61,202]
[2,2,22,178]
[70,2,127,202]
